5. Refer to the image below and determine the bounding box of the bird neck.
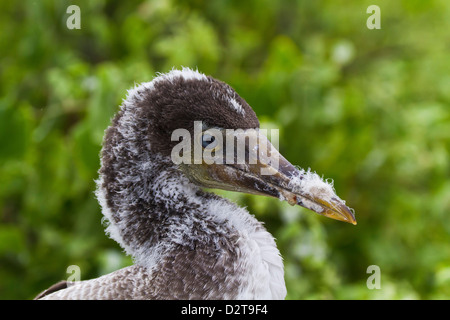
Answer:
[96,146,271,265]
[95,107,286,298]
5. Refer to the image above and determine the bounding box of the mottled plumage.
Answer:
[37,67,355,300]
[38,68,285,300]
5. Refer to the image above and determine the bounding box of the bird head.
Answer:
[108,68,356,225]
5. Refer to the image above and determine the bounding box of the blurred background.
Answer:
[1,0,449,299]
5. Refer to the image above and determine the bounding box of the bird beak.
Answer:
[181,129,356,225]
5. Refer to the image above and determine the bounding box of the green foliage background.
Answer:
[1,0,449,299]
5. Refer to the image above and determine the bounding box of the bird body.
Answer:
[37,68,354,300]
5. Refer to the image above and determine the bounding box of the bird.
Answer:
[35,67,356,300]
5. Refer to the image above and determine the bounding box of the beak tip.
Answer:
[309,197,357,225]
[343,208,357,225]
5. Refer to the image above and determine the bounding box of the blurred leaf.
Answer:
[0,101,33,163]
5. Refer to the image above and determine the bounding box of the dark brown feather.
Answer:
[34,281,68,300]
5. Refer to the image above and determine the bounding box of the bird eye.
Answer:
[201,133,217,149]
